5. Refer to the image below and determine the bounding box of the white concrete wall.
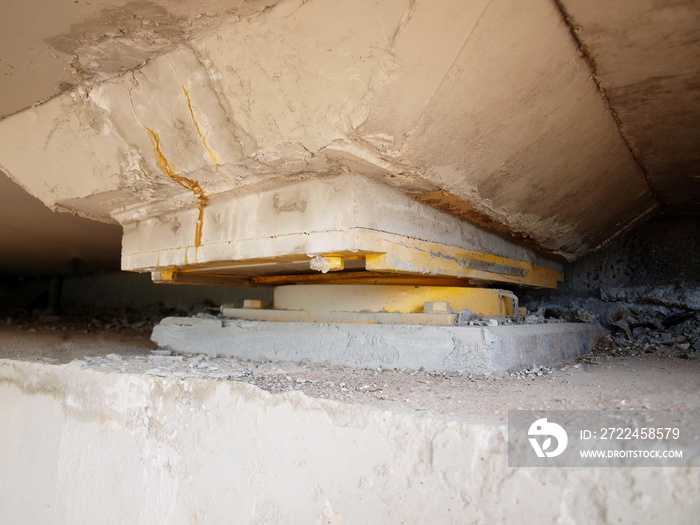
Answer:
[1,359,697,524]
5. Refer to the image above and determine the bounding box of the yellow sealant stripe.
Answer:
[366,253,561,289]
[155,246,560,288]
[152,232,562,289]
[360,233,563,289]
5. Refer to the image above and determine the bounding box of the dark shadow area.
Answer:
[516,216,700,360]
[0,271,273,336]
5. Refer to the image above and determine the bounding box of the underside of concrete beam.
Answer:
[151,318,604,376]
[0,0,666,264]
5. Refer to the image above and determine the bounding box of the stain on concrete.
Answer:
[143,125,209,247]
[416,190,541,248]
[180,82,220,166]
[273,192,307,214]
[46,1,186,81]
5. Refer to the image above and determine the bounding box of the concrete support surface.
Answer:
[0,0,677,267]
[152,317,604,376]
[1,359,697,524]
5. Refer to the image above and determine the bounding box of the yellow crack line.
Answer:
[143,125,209,248]
[180,83,220,166]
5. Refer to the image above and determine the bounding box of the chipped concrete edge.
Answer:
[1,356,696,524]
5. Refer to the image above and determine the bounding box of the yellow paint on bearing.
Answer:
[274,284,517,317]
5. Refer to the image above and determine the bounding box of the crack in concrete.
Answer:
[185,42,258,157]
[551,0,666,213]
[180,83,221,166]
[400,0,494,150]
[389,0,418,51]
[153,136,206,250]
[166,57,221,167]
[128,89,208,248]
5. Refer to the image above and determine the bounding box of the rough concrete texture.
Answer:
[561,0,700,213]
[516,216,700,359]
[151,317,604,376]
[519,217,700,328]
[1,358,697,524]
[560,217,700,294]
[0,0,282,120]
[0,0,672,263]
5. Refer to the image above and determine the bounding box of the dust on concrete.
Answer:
[0,326,155,363]
[44,0,279,84]
[2,319,698,424]
[46,1,185,81]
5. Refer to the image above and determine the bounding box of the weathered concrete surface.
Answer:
[0,0,667,266]
[120,174,563,286]
[1,358,697,524]
[0,0,282,120]
[151,317,604,376]
[560,216,700,294]
[561,0,700,214]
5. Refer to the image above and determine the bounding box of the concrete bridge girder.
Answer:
[0,0,694,280]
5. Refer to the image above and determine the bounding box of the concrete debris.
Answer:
[3,322,698,426]
[601,284,700,310]
[194,312,219,320]
[523,313,545,324]
[522,284,700,359]
[0,304,193,335]
[309,255,333,274]
[70,350,570,402]
[590,311,700,360]
[506,365,553,379]
[316,501,345,525]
